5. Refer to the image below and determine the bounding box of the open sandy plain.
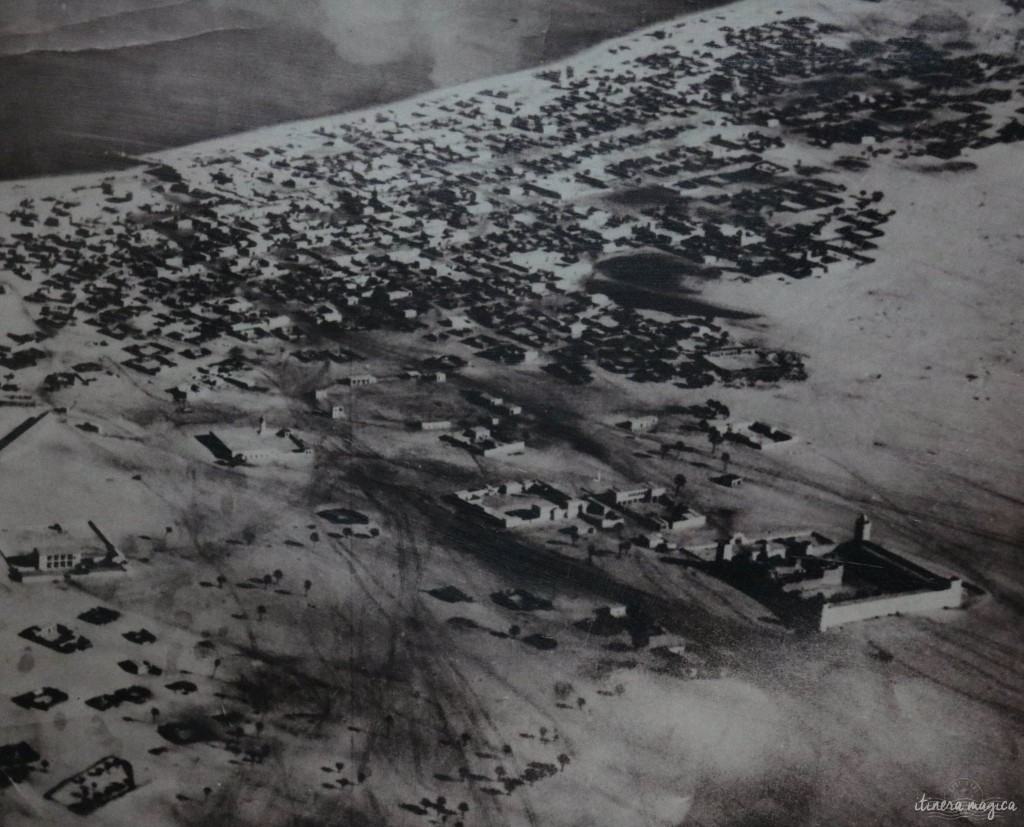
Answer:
[0,0,1020,825]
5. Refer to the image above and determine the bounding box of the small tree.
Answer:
[272,569,283,585]
[673,473,687,495]
[304,579,313,599]
[708,430,724,457]
[216,574,227,589]
[256,605,267,622]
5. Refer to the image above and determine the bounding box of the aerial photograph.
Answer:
[0,0,1021,824]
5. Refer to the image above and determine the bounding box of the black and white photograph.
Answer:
[0,0,1021,824]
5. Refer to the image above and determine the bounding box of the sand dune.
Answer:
[0,0,261,55]
[0,0,725,180]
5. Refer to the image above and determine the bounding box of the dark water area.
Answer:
[0,0,736,180]
[590,252,755,320]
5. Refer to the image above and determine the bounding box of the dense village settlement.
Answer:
[0,0,1022,825]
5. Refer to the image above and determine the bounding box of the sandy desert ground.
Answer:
[0,0,1021,825]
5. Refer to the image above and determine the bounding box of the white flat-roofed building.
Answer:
[417,419,454,431]
[39,551,82,571]
[608,484,667,505]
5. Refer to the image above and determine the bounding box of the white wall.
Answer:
[819,581,962,631]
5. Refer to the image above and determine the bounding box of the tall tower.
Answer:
[854,513,872,542]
